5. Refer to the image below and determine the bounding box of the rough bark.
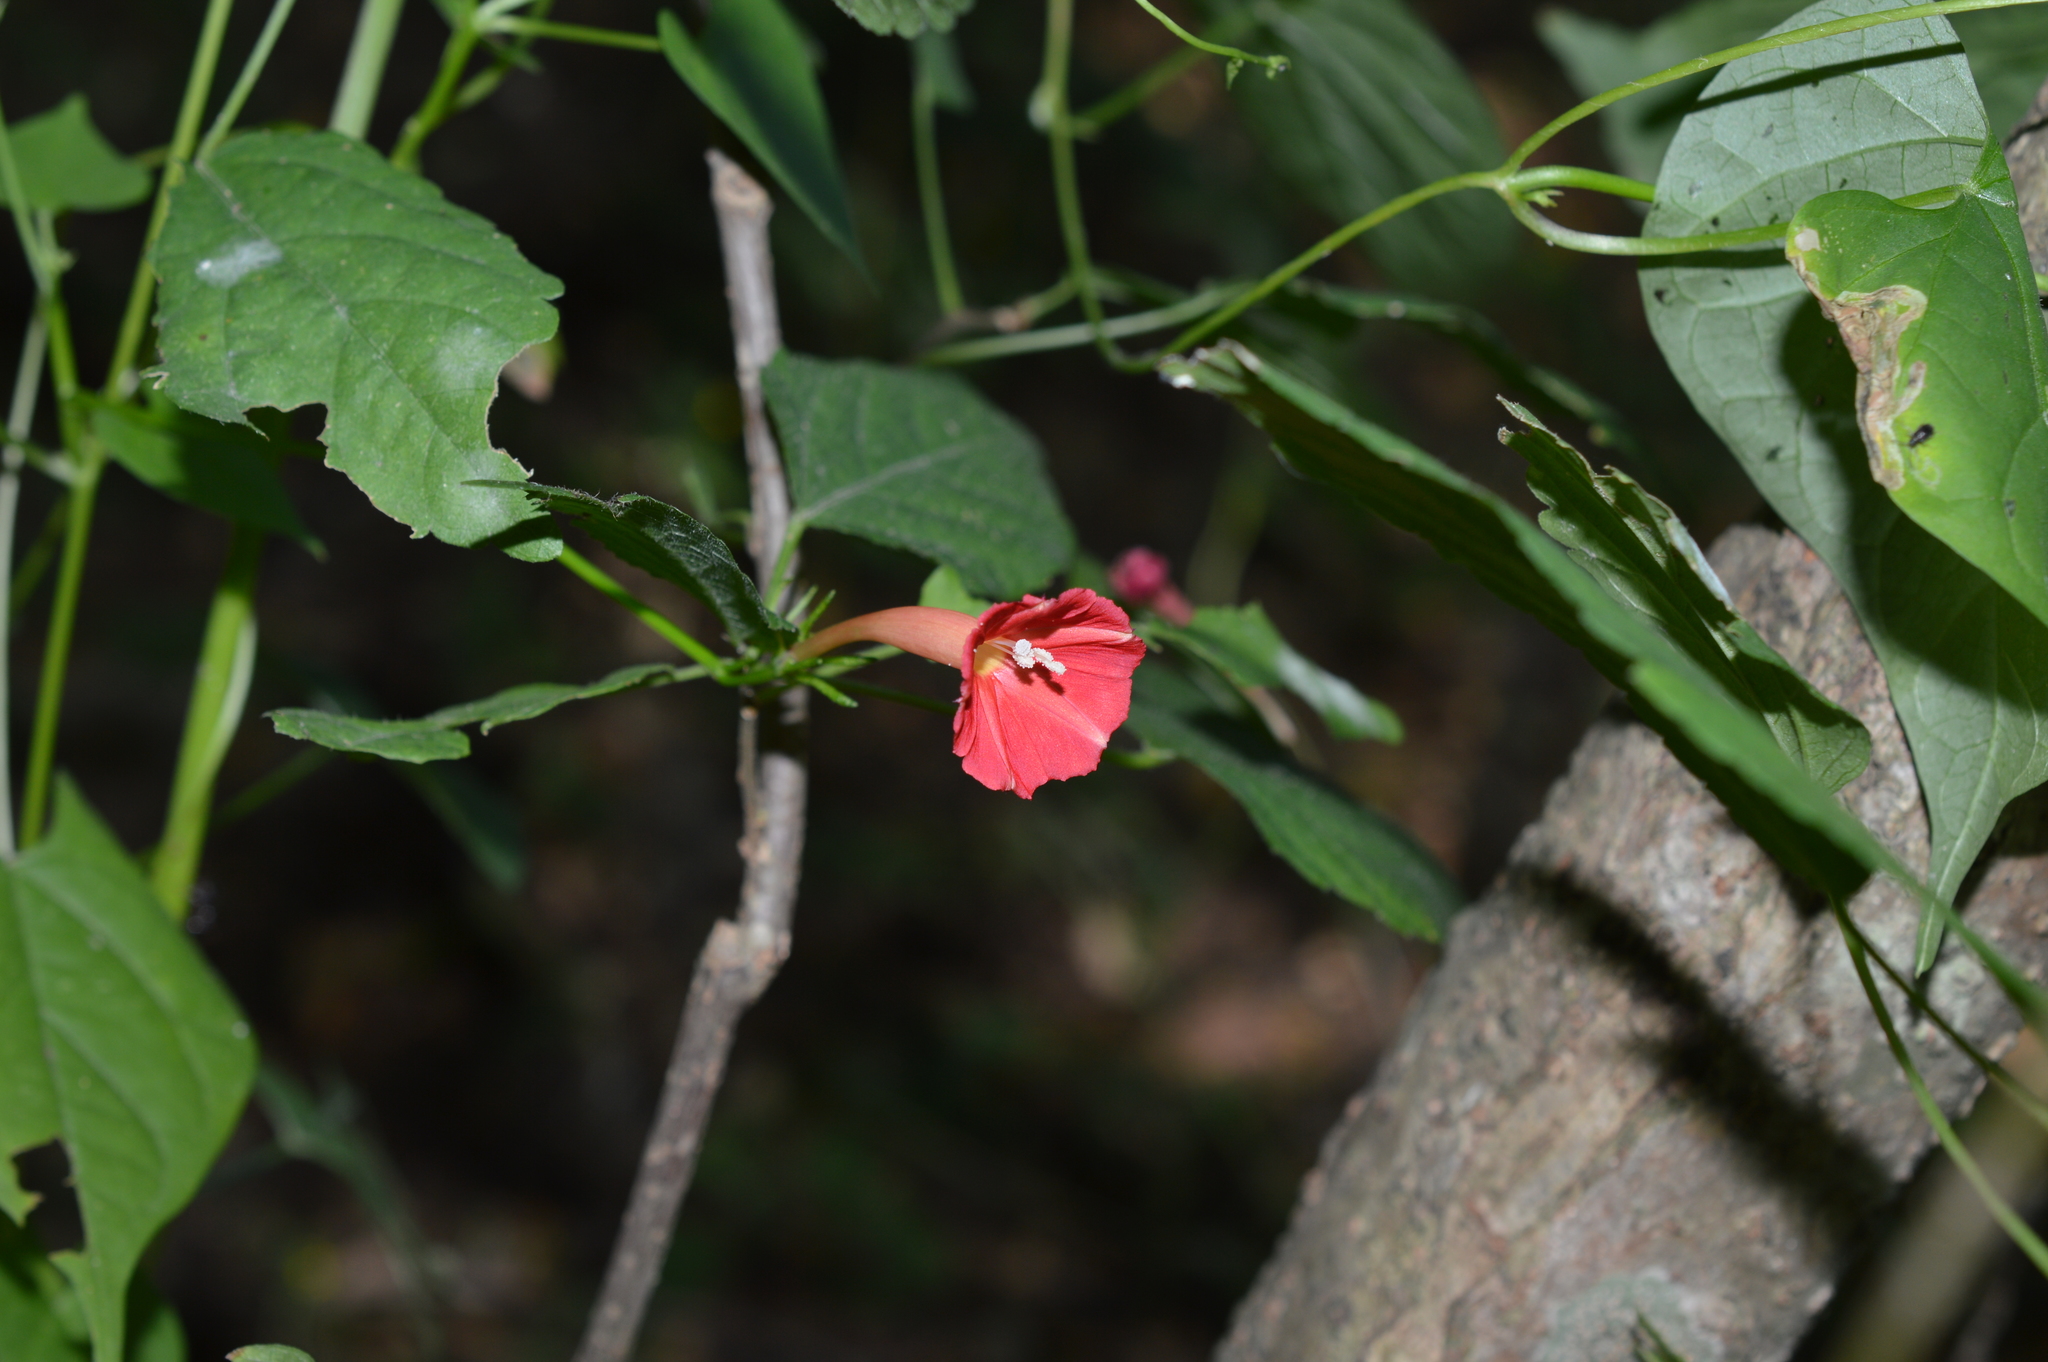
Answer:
[1216,526,2048,1362]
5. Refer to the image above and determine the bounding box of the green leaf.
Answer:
[1231,0,1514,290]
[0,781,255,1362]
[658,5,861,267]
[1535,0,1804,184]
[916,563,990,615]
[228,1349,315,1362]
[0,1218,82,1362]
[268,663,699,766]
[267,712,470,763]
[1507,405,1869,791]
[835,0,974,39]
[1126,663,1458,939]
[1151,602,1405,743]
[86,395,319,551]
[1164,341,1876,900]
[764,352,1075,599]
[1639,0,2048,921]
[151,130,562,561]
[0,96,150,213]
[1784,157,2048,635]
[506,485,789,650]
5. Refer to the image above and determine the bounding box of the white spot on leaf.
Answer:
[194,238,283,288]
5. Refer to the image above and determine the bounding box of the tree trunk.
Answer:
[1214,524,2048,1362]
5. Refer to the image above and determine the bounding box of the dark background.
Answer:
[14,1,2018,1359]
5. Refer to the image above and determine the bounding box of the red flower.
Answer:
[793,588,1146,799]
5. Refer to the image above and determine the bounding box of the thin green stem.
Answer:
[477,16,659,51]
[1835,899,2048,1277]
[10,494,64,621]
[1129,0,1285,80]
[1507,0,2047,172]
[19,453,98,849]
[1510,164,1656,203]
[920,283,1238,364]
[1161,171,1495,354]
[1073,8,1258,136]
[213,746,332,829]
[0,313,47,858]
[912,58,964,316]
[330,0,406,140]
[151,525,263,918]
[0,88,55,297]
[1040,0,1150,372]
[200,0,301,162]
[1845,912,2048,1137]
[390,17,483,172]
[105,0,238,397]
[556,546,727,673]
[1505,196,1785,257]
[832,678,955,715]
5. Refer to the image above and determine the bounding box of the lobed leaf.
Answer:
[0,782,255,1362]
[658,4,861,266]
[86,395,318,550]
[507,484,789,650]
[269,662,698,766]
[1164,341,1879,900]
[766,352,1075,599]
[834,0,974,39]
[0,95,149,213]
[1230,0,1514,290]
[1126,663,1457,940]
[152,130,561,560]
[1639,0,2048,932]
[1150,602,1404,744]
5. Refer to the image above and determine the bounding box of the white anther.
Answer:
[1007,639,1066,675]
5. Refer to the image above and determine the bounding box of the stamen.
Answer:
[1004,637,1067,675]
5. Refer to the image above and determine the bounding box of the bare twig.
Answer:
[572,153,808,1362]
[709,149,793,601]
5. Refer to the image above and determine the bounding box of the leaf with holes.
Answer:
[659,4,860,266]
[1784,154,2048,636]
[152,130,561,559]
[1639,0,2048,958]
[0,95,149,213]
[765,352,1075,599]
[1127,663,1455,939]
[0,782,255,1362]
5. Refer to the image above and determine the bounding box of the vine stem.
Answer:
[912,39,965,317]
[198,0,300,163]
[330,0,406,141]
[390,14,483,171]
[150,525,262,919]
[1834,898,2048,1276]
[571,152,809,1362]
[0,314,47,859]
[1129,0,1285,78]
[105,0,238,395]
[555,545,726,673]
